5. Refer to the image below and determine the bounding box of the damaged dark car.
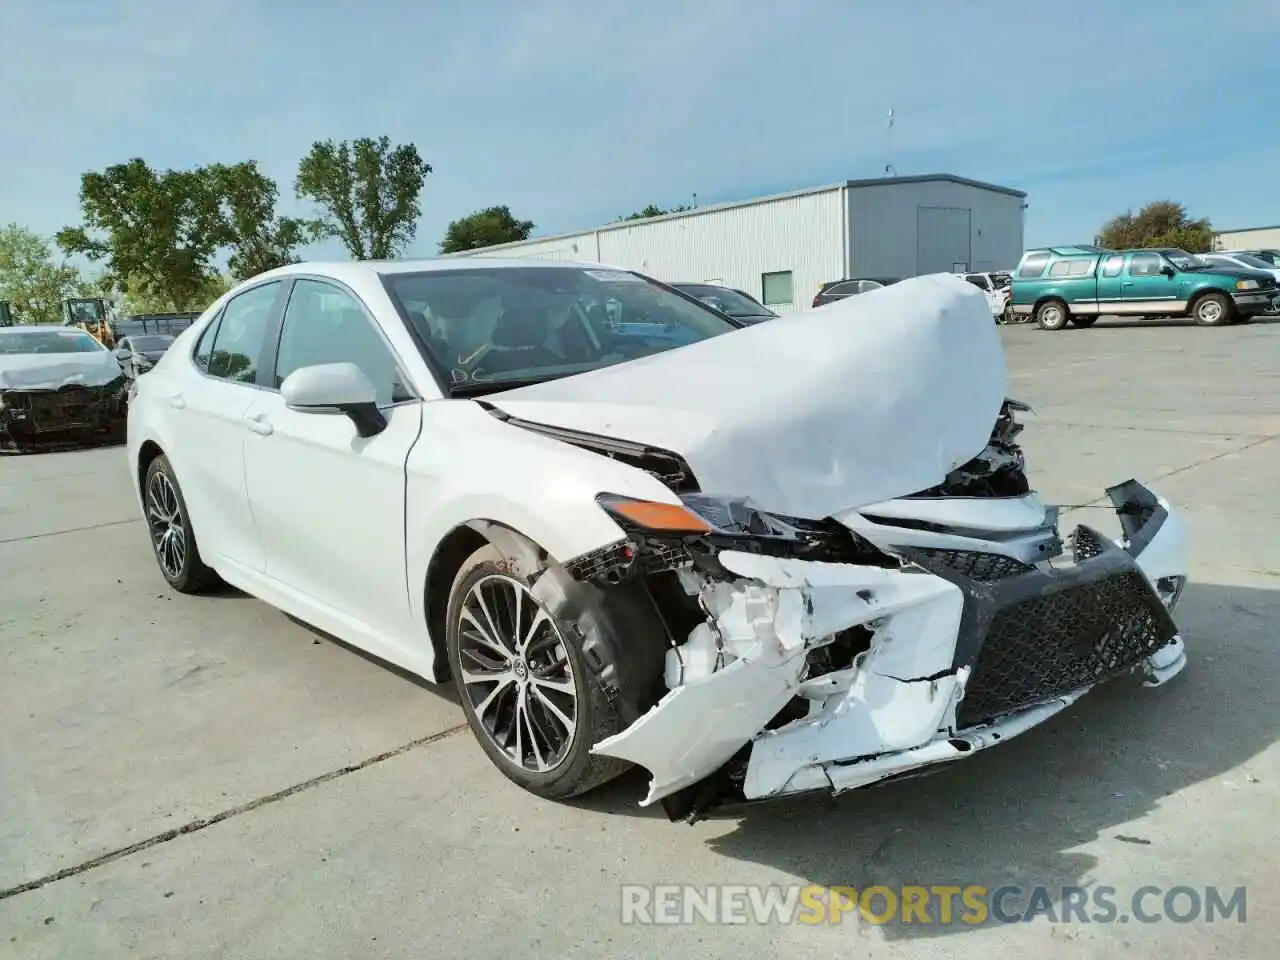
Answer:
[0,326,129,453]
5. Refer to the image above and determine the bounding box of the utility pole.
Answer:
[885,108,896,176]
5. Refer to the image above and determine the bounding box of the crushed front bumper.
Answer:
[591,479,1188,821]
[0,382,127,453]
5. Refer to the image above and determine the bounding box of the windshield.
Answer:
[1162,250,1208,270]
[1243,251,1280,268]
[0,329,106,355]
[384,266,739,393]
[673,284,773,318]
[130,335,173,351]
[67,300,106,324]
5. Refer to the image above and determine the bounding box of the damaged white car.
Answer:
[127,260,1189,822]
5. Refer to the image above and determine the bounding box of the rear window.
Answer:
[1017,253,1051,278]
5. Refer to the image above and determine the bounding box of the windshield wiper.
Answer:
[449,375,561,397]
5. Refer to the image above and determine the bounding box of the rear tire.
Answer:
[143,455,219,593]
[1035,300,1069,331]
[445,545,631,800]
[1192,293,1232,326]
[1069,315,1098,328]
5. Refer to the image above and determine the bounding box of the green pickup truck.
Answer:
[1011,246,1280,330]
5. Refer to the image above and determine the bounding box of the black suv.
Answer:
[812,277,902,307]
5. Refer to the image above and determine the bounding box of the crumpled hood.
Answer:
[0,353,123,391]
[488,273,1009,519]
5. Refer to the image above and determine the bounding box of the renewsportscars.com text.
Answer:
[620,884,1247,926]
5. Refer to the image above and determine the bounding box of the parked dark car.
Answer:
[114,334,175,379]
[671,282,778,324]
[812,277,902,308]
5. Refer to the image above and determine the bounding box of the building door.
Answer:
[917,206,973,275]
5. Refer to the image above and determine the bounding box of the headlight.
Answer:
[1156,575,1186,610]
[599,492,798,537]
[1236,279,1259,290]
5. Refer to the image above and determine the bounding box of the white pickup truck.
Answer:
[957,271,1013,321]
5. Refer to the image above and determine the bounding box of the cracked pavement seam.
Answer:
[0,723,468,902]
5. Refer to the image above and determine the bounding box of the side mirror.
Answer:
[116,348,131,359]
[1161,265,1176,277]
[280,362,387,438]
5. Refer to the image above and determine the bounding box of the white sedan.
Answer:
[127,260,1190,821]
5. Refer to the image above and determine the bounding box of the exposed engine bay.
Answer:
[494,398,1189,822]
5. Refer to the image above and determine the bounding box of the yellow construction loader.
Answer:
[62,298,116,348]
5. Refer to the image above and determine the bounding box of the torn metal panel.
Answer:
[487,274,1008,519]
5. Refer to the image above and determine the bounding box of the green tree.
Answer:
[118,272,231,315]
[295,136,432,260]
[56,158,226,310]
[0,224,87,324]
[209,161,307,281]
[620,203,691,221]
[439,205,535,253]
[1096,201,1213,252]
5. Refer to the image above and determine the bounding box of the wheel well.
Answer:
[1034,296,1067,314]
[423,525,490,681]
[136,440,164,497]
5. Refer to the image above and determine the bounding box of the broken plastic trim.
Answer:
[479,403,700,492]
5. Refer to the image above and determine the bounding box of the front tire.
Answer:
[143,455,219,593]
[445,545,630,799]
[1035,299,1069,330]
[1192,293,1232,326]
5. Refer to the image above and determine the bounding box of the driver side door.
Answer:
[240,278,426,663]
[1122,252,1182,311]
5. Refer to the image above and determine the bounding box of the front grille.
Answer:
[914,548,1032,582]
[30,389,97,430]
[957,570,1170,727]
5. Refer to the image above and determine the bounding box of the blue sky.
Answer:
[3,0,1279,263]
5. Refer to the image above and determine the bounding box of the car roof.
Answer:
[1,324,94,334]
[253,257,615,287]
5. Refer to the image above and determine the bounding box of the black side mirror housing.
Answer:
[1161,265,1176,277]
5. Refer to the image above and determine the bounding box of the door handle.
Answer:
[168,391,186,409]
[243,413,274,436]
[1121,281,1134,286]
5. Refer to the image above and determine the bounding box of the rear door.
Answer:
[241,277,425,653]
[165,280,286,572]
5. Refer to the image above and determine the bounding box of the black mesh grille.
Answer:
[1071,526,1106,563]
[958,570,1169,727]
[914,549,1033,582]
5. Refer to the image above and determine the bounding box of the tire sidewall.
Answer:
[1037,301,1068,330]
[1194,294,1230,326]
[444,548,615,796]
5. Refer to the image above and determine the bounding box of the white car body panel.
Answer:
[126,260,1191,821]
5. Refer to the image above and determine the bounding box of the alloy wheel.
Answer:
[456,574,578,773]
[146,471,186,579]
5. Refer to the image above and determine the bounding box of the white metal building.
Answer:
[1213,224,1280,251]
[445,174,1027,313]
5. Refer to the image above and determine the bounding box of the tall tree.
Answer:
[294,136,432,260]
[0,224,87,324]
[620,203,691,221]
[440,205,535,253]
[1096,201,1214,252]
[209,161,306,280]
[56,158,226,309]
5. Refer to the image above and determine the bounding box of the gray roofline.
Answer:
[1214,224,1280,235]
[442,173,1026,257]
[841,172,1026,199]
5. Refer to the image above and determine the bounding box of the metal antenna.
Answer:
[885,108,897,176]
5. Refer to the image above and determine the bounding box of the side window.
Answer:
[192,314,223,372]
[1129,253,1162,277]
[275,279,413,407]
[1048,260,1073,277]
[825,281,861,297]
[1101,255,1125,278]
[858,280,885,292]
[1068,258,1096,276]
[208,283,280,383]
[1017,253,1050,278]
